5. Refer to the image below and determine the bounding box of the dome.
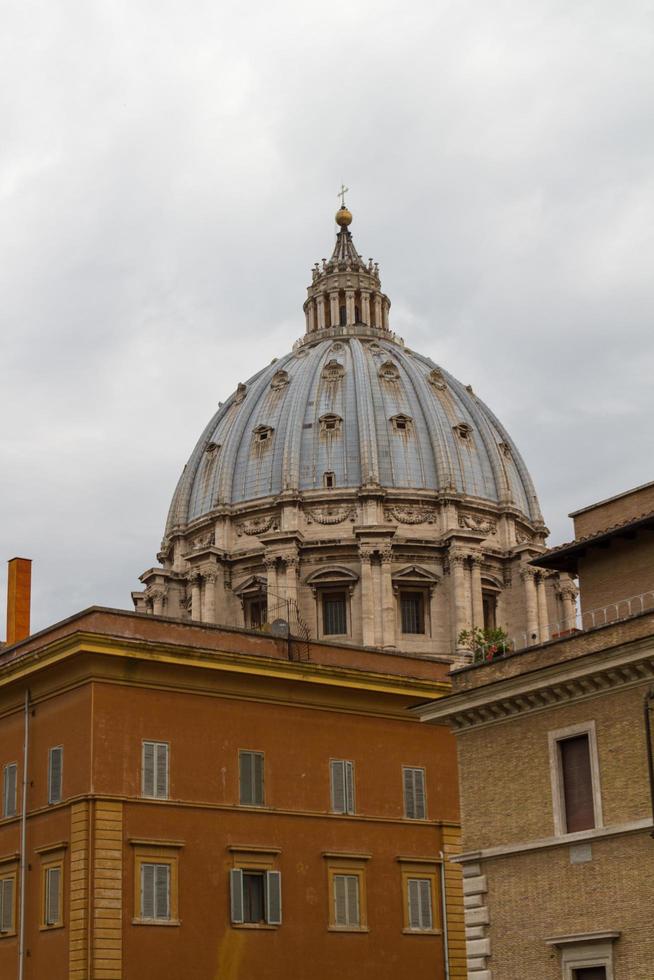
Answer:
[135,202,557,665]
[166,337,541,533]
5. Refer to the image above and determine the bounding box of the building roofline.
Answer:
[531,511,654,572]
[569,479,654,517]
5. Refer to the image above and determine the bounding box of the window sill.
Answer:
[39,923,64,932]
[402,928,442,936]
[0,930,17,939]
[231,922,279,930]
[328,926,369,933]
[132,918,181,927]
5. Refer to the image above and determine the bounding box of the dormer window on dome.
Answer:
[253,425,274,443]
[322,359,345,382]
[453,422,473,441]
[428,369,447,391]
[270,369,290,391]
[379,360,400,382]
[233,383,248,404]
[320,414,343,434]
[391,414,413,433]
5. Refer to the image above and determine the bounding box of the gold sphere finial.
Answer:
[335,205,352,227]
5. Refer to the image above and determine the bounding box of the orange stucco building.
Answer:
[0,607,464,979]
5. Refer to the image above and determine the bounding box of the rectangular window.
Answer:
[230,868,282,926]
[140,863,170,920]
[2,764,17,818]
[559,735,595,833]
[142,741,169,799]
[246,598,267,629]
[43,864,63,927]
[407,878,433,931]
[322,592,347,635]
[330,760,355,814]
[239,750,265,806]
[400,592,425,634]
[0,872,16,935]
[48,747,63,805]
[333,874,360,928]
[403,766,427,819]
[549,721,602,836]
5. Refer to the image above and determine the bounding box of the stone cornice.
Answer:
[417,633,654,731]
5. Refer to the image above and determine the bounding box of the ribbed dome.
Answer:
[166,336,542,532]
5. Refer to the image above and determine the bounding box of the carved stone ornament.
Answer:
[385,505,436,525]
[270,369,290,391]
[428,368,447,391]
[233,382,247,404]
[236,515,278,537]
[191,532,214,550]
[204,441,220,457]
[307,505,355,525]
[515,528,533,544]
[458,513,497,535]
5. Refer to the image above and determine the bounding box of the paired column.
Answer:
[345,289,356,326]
[470,554,484,629]
[361,290,371,325]
[450,550,471,654]
[536,574,549,642]
[329,291,340,328]
[190,572,202,621]
[202,570,218,624]
[285,557,299,609]
[359,545,375,647]
[559,583,578,630]
[521,567,539,644]
[380,545,395,650]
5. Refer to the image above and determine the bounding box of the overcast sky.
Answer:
[2,0,653,632]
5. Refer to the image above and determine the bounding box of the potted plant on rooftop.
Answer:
[457,626,511,664]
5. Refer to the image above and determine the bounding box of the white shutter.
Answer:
[345,875,359,927]
[333,875,347,926]
[345,761,355,814]
[266,870,282,925]
[419,879,432,930]
[1,878,14,932]
[155,744,169,799]
[49,747,63,804]
[142,742,155,797]
[414,769,426,819]
[403,767,415,818]
[408,878,421,929]
[141,863,155,919]
[253,752,264,806]
[239,752,253,805]
[3,764,17,818]
[46,867,61,925]
[230,868,244,923]
[154,864,170,919]
[330,761,345,812]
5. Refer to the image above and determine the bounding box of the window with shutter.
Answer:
[2,764,17,818]
[48,746,63,804]
[230,868,244,923]
[407,878,433,931]
[330,760,355,814]
[239,750,264,806]
[44,866,62,926]
[332,874,359,927]
[0,875,15,934]
[140,862,170,920]
[142,741,169,799]
[403,766,427,819]
[266,870,282,925]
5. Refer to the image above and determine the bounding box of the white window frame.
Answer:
[2,764,17,818]
[546,931,619,980]
[548,721,603,837]
[141,740,169,800]
[48,746,63,805]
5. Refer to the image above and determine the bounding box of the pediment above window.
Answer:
[392,565,440,595]
[233,574,267,597]
[305,566,359,595]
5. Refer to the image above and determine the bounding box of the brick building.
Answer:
[418,481,654,980]
[0,600,465,980]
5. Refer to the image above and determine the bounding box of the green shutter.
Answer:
[230,868,244,923]
[155,744,168,799]
[142,742,155,797]
[266,870,282,925]
[333,875,347,926]
[345,761,355,814]
[1,878,14,932]
[48,747,63,804]
[253,752,264,806]
[330,761,345,812]
[141,863,155,919]
[154,864,170,919]
[46,867,61,925]
[403,767,415,818]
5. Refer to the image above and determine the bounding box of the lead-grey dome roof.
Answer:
[166,336,542,531]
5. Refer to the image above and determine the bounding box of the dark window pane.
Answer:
[243,872,265,923]
[323,593,347,635]
[574,970,607,980]
[401,592,424,634]
[482,592,497,631]
[560,734,595,832]
[247,599,267,628]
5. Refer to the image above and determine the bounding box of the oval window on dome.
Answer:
[453,422,473,441]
